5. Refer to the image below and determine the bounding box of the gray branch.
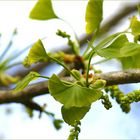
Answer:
[1,69,140,104]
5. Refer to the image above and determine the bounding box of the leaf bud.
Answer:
[91,79,106,89]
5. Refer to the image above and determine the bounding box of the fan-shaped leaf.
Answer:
[61,106,90,126]
[96,34,140,59]
[130,16,140,36]
[48,74,102,108]
[119,53,140,69]
[95,32,122,51]
[29,0,58,20]
[96,34,128,58]
[85,0,103,34]
[23,39,48,67]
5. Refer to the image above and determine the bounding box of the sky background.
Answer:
[0,0,140,139]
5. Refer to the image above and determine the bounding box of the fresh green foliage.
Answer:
[48,74,102,108]
[96,34,140,58]
[23,39,48,67]
[95,32,122,50]
[119,54,140,69]
[130,16,140,36]
[14,71,40,93]
[61,106,90,126]
[29,0,58,20]
[85,0,103,34]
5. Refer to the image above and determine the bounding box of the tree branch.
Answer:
[0,4,139,104]
[96,69,140,86]
[1,69,140,105]
[0,81,49,104]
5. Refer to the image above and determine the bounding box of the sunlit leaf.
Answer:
[61,106,90,126]
[96,34,140,59]
[130,16,140,36]
[14,71,40,93]
[120,42,140,57]
[119,53,140,69]
[96,34,128,58]
[29,0,58,20]
[85,0,103,34]
[23,39,48,67]
[48,74,102,108]
[95,32,122,51]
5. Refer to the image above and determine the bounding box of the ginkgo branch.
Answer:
[1,69,140,104]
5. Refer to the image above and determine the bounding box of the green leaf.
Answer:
[14,71,40,93]
[48,74,102,108]
[85,0,103,34]
[96,34,128,58]
[23,39,48,67]
[130,16,140,36]
[61,106,90,126]
[119,54,140,69]
[29,0,58,20]
[96,34,140,59]
[120,42,140,57]
[95,32,122,51]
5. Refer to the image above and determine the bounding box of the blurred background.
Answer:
[0,0,140,139]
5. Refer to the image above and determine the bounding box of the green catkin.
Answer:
[68,121,81,140]
[105,86,140,113]
[101,94,112,110]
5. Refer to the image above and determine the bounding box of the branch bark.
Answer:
[96,69,140,86]
[1,69,140,105]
